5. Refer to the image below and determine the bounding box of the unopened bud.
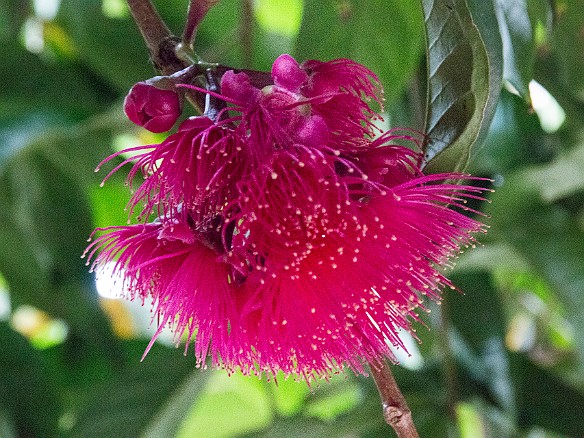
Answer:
[124,81,182,133]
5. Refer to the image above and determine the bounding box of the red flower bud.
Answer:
[124,81,182,133]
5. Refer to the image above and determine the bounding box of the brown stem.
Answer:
[370,359,420,438]
[183,0,221,47]
[126,0,188,75]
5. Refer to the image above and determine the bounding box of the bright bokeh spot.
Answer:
[102,0,129,19]
[22,17,44,53]
[456,402,485,438]
[11,305,68,349]
[94,262,176,344]
[529,80,566,133]
[389,328,424,371]
[0,291,10,321]
[34,0,61,20]
[95,261,123,299]
[254,0,303,37]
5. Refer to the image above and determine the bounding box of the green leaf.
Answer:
[453,242,530,273]
[523,139,584,202]
[67,344,208,438]
[448,272,506,351]
[495,0,535,98]
[456,400,517,438]
[0,323,61,438]
[447,272,516,416]
[254,0,303,38]
[296,0,424,104]
[471,90,551,175]
[142,370,211,438]
[269,374,311,417]
[421,0,503,173]
[304,378,362,421]
[247,369,449,438]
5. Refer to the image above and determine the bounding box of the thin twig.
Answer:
[369,359,420,438]
[127,0,171,51]
[126,0,192,76]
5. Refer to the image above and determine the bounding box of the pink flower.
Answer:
[89,54,489,381]
[193,54,382,158]
[129,116,249,224]
[85,217,244,369]
[223,144,486,378]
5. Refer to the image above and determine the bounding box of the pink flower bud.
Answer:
[124,82,182,133]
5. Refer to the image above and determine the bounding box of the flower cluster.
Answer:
[86,54,486,380]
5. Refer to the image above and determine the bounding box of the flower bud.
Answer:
[124,81,182,133]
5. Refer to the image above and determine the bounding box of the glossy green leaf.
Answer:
[495,0,535,98]
[421,0,503,172]
[296,0,424,104]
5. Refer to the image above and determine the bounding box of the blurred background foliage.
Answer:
[0,0,583,436]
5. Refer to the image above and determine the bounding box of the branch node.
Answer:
[369,359,420,438]
[384,404,406,425]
